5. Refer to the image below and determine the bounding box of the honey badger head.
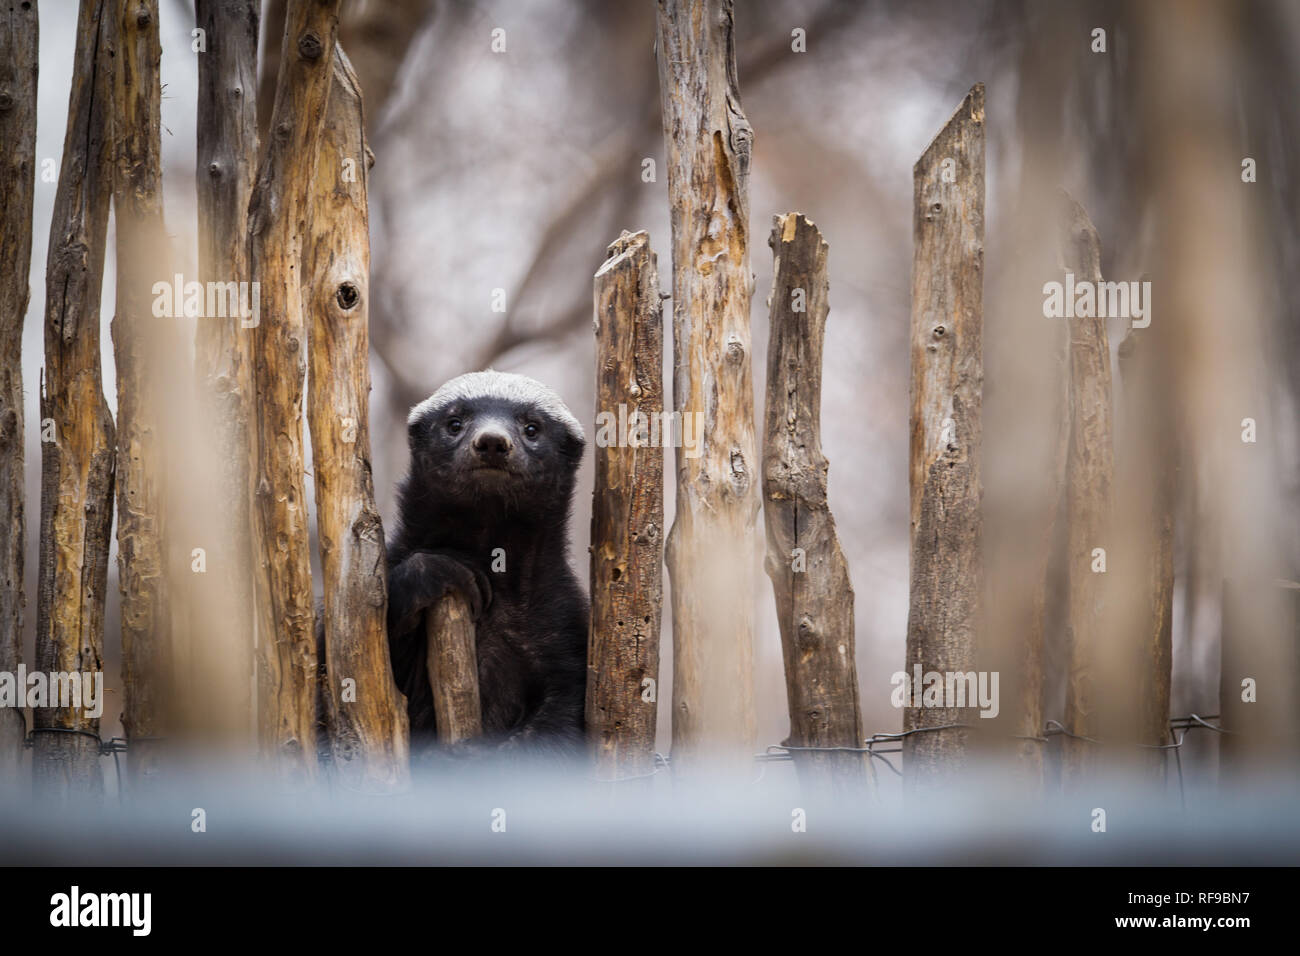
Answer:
[405,370,585,513]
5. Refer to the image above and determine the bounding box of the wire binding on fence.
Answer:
[760,715,1230,792]
[21,726,163,801]
[16,715,1233,800]
[588,751,670,784]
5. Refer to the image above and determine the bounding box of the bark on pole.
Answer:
[655,0,760,773]
[110,0,173,784]
[762,213,869,791]
[34,0,116,797]
[307,46,410,792]
[248,0,342,784]
[0,0,37,778]
[904,85,985,787]
[194,0,260,748]
[1058,192,1115,786]
[587,230,665,782]
[424,596,481,746]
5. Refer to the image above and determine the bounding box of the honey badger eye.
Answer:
[523,422,540,439]
[446,418,463,434]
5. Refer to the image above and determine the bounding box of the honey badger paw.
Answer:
[387,550,491,637]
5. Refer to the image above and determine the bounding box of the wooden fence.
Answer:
[0,0,1291,802]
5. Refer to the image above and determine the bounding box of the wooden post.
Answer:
[1003,323,1066,785]
[0,0,37,777]
[655,0,760,773]
[1218,579,1252,778]
[1058,193,1115,786]
[34,0,116,797]
[425,596,481,745]
[1116,321,1175,773]
[1131,0,1294,789]
[1219,579,1300,779]
[248,0,342,783]
[985,36,1074,791]
[1011,330,1069,784]
[193,0,260,747]
[587,230,665,782]
[307,46,410,792]
[762,213,869,790]
[904,85,985,787]
[110,0,173,784]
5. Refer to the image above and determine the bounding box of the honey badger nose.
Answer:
[472,426,512,459]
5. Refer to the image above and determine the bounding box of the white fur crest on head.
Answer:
[407,369,585,442]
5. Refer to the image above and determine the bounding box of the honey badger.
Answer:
[385,370,588,759]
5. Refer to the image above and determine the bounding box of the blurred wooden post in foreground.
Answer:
[307,47,410,792]
[0,0,37,778]
[587,230,665,782]
[34,0,116,797]
[425,597,481,745]
[193,0,260,747]
[1116,319,1175,776]
[111,0,174,786]
[247,0,342,783]
[655,0,760,774]
[1006,312,1069,788]
[1133,0,1295,791]
[1219,579,1300,781]
[1057,193,1115,787]
[904,85,984,787]
[762,213,869,791]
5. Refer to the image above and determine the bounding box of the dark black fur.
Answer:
[384,380,588,761]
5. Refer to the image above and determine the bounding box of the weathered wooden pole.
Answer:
[110,0,174,784]
[307,46,410,792]
[247,0,342,783]
[762,213,869,791]
[0,0,37,778]
[903,85,985,787]
[424,596,481,746]
[34,0,116,797]
[193,0,260,747]
[655,0,760,774]
[587,230,665,782]
[1058,193,1115,786]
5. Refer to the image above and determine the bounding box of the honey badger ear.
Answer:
[542,399,584,454]
[406,406,432,446]
[557,416,585,464]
